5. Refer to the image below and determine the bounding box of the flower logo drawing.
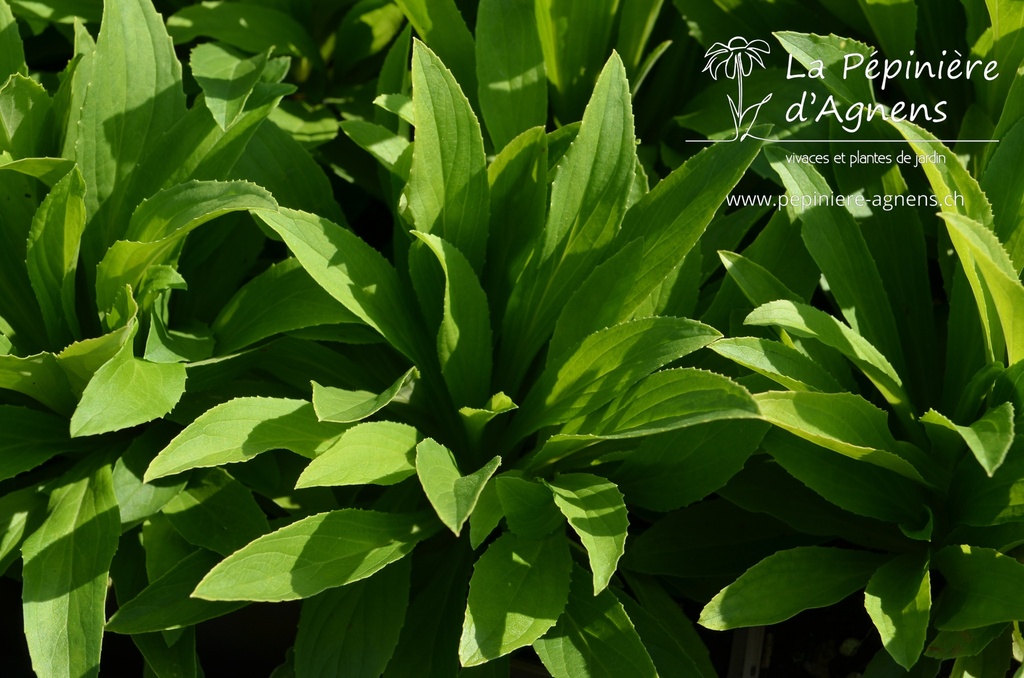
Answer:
[703,37,773,141]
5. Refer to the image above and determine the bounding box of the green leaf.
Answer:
[496,475,565,539]
[166,2,320,64]
[95,179,277,319]
[74,0,186,263]
[212,258,360,354]
[162,468,270,556]
[755,391,925,482]
[572,367,761,439]
[340,119,410,173]
[764,146,907,381]
[933,545,1024,630]
[333,0,406,75]
[774,31,875,105]
[0,404,78,481]
[416,439,501,537]
[295,558,411,678]
[865,554,931,671]
[469,478,504,549]
[26,165,85,346]
[613,420,769,513]
[922,403,1015,477]
[1,73,52,158]
[460,392,517,447]
[407,41,490,272]
[546,474,628,594]
[984,120,1024,273]
[111,427,187,526]
[0,0,26,80]
[699,546,888,630]
[926,624,1008,660]
[312,367,415,424]
[0,350,75,413]
[295,421,420,489]
[942,212,1024,365]
[70,339,187,438]
[394,0,476,99]
[459,531,572,667]
[193,509,434,602]
[746,299,911,412]
[950,437,1024,526]
[710,337,843,393]
[475,0,546,150]
[499,54,636,385]
[0,484,44,575]
[411,232,492,407]
[535,0,620,121]
[619,574,717,678]
[509,317,721,440]
[614,136,765,321]
[22,462,119,678]
[106,549,245,634]
[718,248,802,307]
[190,42,268,131]
[534,564,658,678]
[145,397,348,481]
[253,207,425,364]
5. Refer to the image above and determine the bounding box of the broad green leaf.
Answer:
[699,546,888,630]
[25,165,85,346]
[762,430,932,531]
[193,509,434,602]
[95,180,278,319]
[190,42,268,131]
[460,392,517,447]
[213,258,360,354]
[614,136,765,321]
[765,146,907,380]
[484,126,547,318]
[548,238,645,364]
[949,637,1012,678]
[719,249,803,306]
[407,41,490,272]
[547,474,628,594]
[499,54,635,386]
[774,32,875,105]
[340,120,410,173]
[974,0,1024,111]
[373,93,414,125]
[857,0,917,62]
[295,422,420,489]
[926,624,1008,660]
[711,337,843,393]
[615,0,665,77]
[22,463,119,678]
[146,398,348,481]
[866,554,931,670]
[105,549,245,634]
[0,156,75,186]
[509,317,721,440]
[74,0,186,264]
[312,367,415,424]
[295,558,411,678]
[411,232,492,407]
[495,475,565,539]
[253,207,425,364]
[0,485,44,574]
[613,420,769,513]
[55,291,137,396]
[469,478,503,549]
[459,531,572,666]
[933,545,1024,630]
[572,368,761,439]
[416,439,500,537]
[0,405,80,481]
[950,437,1024,526]
[70,340,186,438]
[618,575,715,678]
[922,404,1014,477]
[111,427,187,526]
[0,350,75,414]
[755,391,925,482]
[161,468,270,556]
[475,0,546,149]
[6,0,100,24]
[0,0,26,80]
[166,2,320,64]
[0,74,52,158]
[535,0,620,121]
[534,564,658,678]
[747,300,910,412]
[333,0,406,75]
[984,120,1024,272]
[942,212,1024,365]
[394,0,477,108]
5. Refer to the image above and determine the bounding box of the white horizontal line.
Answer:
[686,139,999,143]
